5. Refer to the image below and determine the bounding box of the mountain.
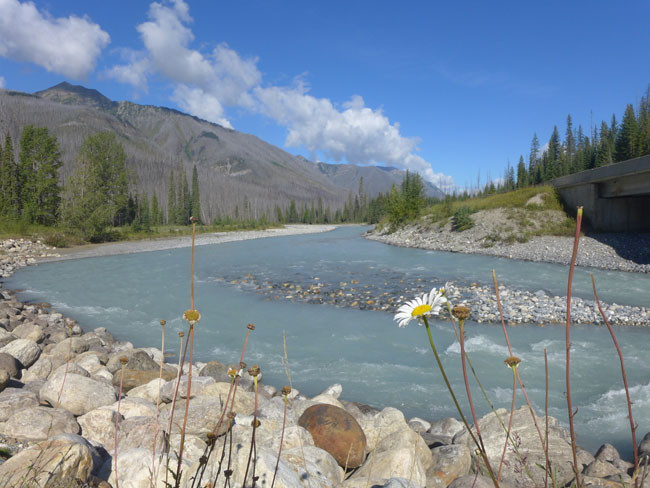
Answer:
[0,82,443,222]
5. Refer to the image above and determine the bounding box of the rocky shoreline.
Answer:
[366,223,650,274]
[0,238,648,487]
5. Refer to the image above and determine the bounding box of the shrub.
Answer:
[452,206,475,232]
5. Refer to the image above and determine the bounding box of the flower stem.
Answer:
[422,317,498,487]
[498,367,517,482]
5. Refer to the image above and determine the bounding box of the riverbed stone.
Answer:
[298,403,367,468]
[0,369,8,392]
[101,397,157,418]
[40,372,117,415]
[159,374,215,401]
[158,394,231,439]
[639,432,650,460]
[0,436,93,486]
[127,377,166,403]
[0,352,22,379]
[12,322,44,343]
[426,444,472,488]
[2,405,79,440]
[51,336,89,359]
[0,338,41,368]
[199,380,256,414]
[453,406,575,487]
[78,408,120,449]
[112,368,177,392]
[0,387,39,421]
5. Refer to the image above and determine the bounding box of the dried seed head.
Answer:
[452,305,471,321]
[247,323,255,331]
[247,365,261,377]
[179,331,185,338]
[224,469,233,478]
[183,309,201,324]
[504,356,522,368]
[190,216,199,224]
[239,361,247,370]
[119,356,129,366]
[199,456,208,465]
[251,418,261,428]
[227,368,237,378]
[160,319,166,327]
[281,385,292,396]
[206,432,215,441]
[227,411,236,419]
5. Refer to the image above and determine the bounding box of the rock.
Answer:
[0,338,41,368]
[112,368,176,392]
[50,361,91,378]
[159,374,215,401]
[283,445,344,484]
[319,383,343,399]
[0,369,8,392]
[200,360,255,390]
[199,381,256,415]
[2,405,79,440]
[100,447,171,488]
[159,395,232,439]
[426,444,472,488]
[639,432,650,460]
[117,416,165,452]
[0,352,21,379]
[12,322,44,343]
[101,397,157,418]
[0,387,39,421]
[429,417,464,444]
[408,416,431,434]
[51,336,89,359]
[298,403,367,469]
[78,408,120,449]
[357,406,408,451]
[22,355,52,381]
[447,474,499,488]
[594,443,634,473]
[40,372,117,415]
[374,479,420,488]
[168,433,206,466]
[0,436,93,486]
[583,459,625,478]
[127,377,166,404]
[124,350,159,371]
[453,406,575,487]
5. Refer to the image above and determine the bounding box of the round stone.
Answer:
[298,403,366,468]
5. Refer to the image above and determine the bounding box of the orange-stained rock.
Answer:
[298,403,366,468]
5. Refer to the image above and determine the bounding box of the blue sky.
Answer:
[1,0,649,192]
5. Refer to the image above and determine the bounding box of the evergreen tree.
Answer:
[151,191,161,226]
[18,126,62,225]
[63,132,129,240]
[182,171,191,223]
[0,134,19,218]
[637,91,650,156]
[596,122,613,166]
[615,104,638,161]
[565,114,576,170]
[190,165,201,222]
[167,170,176,225]
[529,133,540,176]
[516,156,528,188]
[544,126,561,180]
[287,199,297,222]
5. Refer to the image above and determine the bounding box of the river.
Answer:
[5,226,650,457]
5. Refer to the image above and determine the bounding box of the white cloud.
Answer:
[0,0,109,79]
[108,0,454,190]
[0,76,5,88]
[172,85,232,129]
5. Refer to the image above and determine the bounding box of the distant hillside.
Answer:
[0,82,443,222]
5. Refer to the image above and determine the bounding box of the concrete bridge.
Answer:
[551,154,650,232]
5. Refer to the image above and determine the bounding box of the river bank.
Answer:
[0,237,648,487]
[365,213,650,274]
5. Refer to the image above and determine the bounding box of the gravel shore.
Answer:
[46,224,337,261]
[365,218,650,273]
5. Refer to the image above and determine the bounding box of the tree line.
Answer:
[473,85,650,196]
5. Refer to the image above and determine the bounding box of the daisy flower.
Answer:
[394,287,447,327]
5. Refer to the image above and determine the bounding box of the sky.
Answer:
[1,0,649,193]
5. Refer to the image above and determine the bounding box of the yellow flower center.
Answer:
[411,304,432,317]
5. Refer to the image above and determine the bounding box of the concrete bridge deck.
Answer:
[551,155,650,232]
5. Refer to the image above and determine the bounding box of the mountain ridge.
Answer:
[0,82,443,222]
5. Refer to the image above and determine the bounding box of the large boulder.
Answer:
[159,374,215,401]
[0,338,41,368]
[0,436,93,486]
[12,322,45,343]
[298,403,367,469]
[113,368,177,392]
[0,351,21,378]
[0,387,39,421]
[40,372,117,415]
[78,408,120,450]
[198,381,256,415]
[426,444,472,488]
[453,406,576,487]
[158,395,232,439]
[126,377,166,403]
[2,405,79,440]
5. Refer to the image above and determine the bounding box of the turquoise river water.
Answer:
[5,226,650,457]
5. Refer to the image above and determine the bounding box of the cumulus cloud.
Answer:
[108,0,453,190]
[0,76,5,88]
[0,0,109,79]
[107,0,260,126]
